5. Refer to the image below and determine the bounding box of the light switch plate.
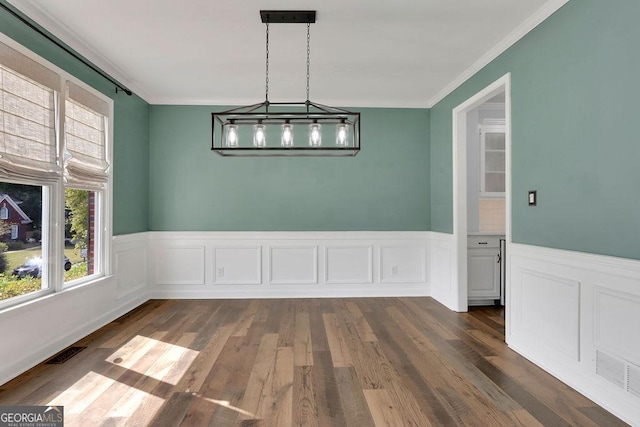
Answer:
[528,190,537,206]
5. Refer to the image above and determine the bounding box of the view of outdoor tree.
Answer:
[64,188,88,249]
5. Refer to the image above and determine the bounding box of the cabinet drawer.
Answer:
[468,235,501,248]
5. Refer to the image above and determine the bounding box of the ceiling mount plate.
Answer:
[260,10,316,24]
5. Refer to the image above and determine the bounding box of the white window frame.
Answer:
[0,33,113,309]
[0,206,7,220]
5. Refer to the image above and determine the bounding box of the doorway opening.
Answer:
[452,74,511,316]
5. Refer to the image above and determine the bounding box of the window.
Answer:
[63,83,109,284]
[10,224,18,240]
[0,36,111,307]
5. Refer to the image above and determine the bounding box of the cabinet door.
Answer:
[468,248,500,299]
[480,125,505,198]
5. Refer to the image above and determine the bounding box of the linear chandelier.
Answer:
[211,10,360,157]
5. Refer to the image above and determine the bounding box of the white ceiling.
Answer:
[8,0,567,107]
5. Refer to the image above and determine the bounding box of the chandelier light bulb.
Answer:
[253,123,266,147]
[281,122,294,147]
[225,123,239,147]
[336,121,348,146]
[309,122,322,147]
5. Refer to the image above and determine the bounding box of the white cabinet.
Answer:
[468,235,502,302]
[479,122,505,198]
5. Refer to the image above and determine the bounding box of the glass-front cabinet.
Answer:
[479,122,505,198]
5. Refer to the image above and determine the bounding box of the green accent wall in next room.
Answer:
[429,0,640,260]
[149,106,430,231]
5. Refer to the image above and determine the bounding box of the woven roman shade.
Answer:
[64,81,109,190]
[0,40,61,182]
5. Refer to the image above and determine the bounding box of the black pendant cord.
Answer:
[264,21,269,111]
[305,22,311,114]
[0,2,133,96]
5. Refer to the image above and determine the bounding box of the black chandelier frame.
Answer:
[211,10,361,157]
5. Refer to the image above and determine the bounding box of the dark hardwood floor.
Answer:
[0,298,628,426]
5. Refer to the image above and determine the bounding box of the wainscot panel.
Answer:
[147,231,430,299]
[325,246,373,284]
[507,243,640,425]
[213,247,262,285]
[428,232,456,310]
[269,246,318,285]
[114,233,149,298]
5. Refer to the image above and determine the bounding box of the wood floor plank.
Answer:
[292,366,319,427]
[277,300,296,348]
[294,312,314,366]
[365,388,424,427]
[344,300,377,342]
[174,323,234,393]
[0,298,628,427]
[183,336,252,427]
[310,350,348,426]
[268,346,294,426]
[238,333,280,422]
[231,300,260,337]
[308,311,329,353]
[333,367,376,427]
[323,313,353,368]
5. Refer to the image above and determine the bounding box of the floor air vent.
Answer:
[595,350,625,388]
[45,346,87,364]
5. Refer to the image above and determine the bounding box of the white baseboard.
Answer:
[507,243,640,425]
[151,284,429,300]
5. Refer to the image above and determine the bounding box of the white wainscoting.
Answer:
[428,232,457,310]
[0,233,149,386]
[114,232,149,298]
[148,231,430,299]
[507,243,640,425]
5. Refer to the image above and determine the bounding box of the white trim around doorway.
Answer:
[449,73,512,313]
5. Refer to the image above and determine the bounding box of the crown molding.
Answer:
[147,96,431,109]
[426,0,570,108]
[7,0,569,108]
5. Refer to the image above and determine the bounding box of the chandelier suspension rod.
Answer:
[265,21,270,105]
[306,22,311,105]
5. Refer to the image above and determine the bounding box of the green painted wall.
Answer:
[149,106,430,231]
[0,1,150,235]
[430,1,640,260]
